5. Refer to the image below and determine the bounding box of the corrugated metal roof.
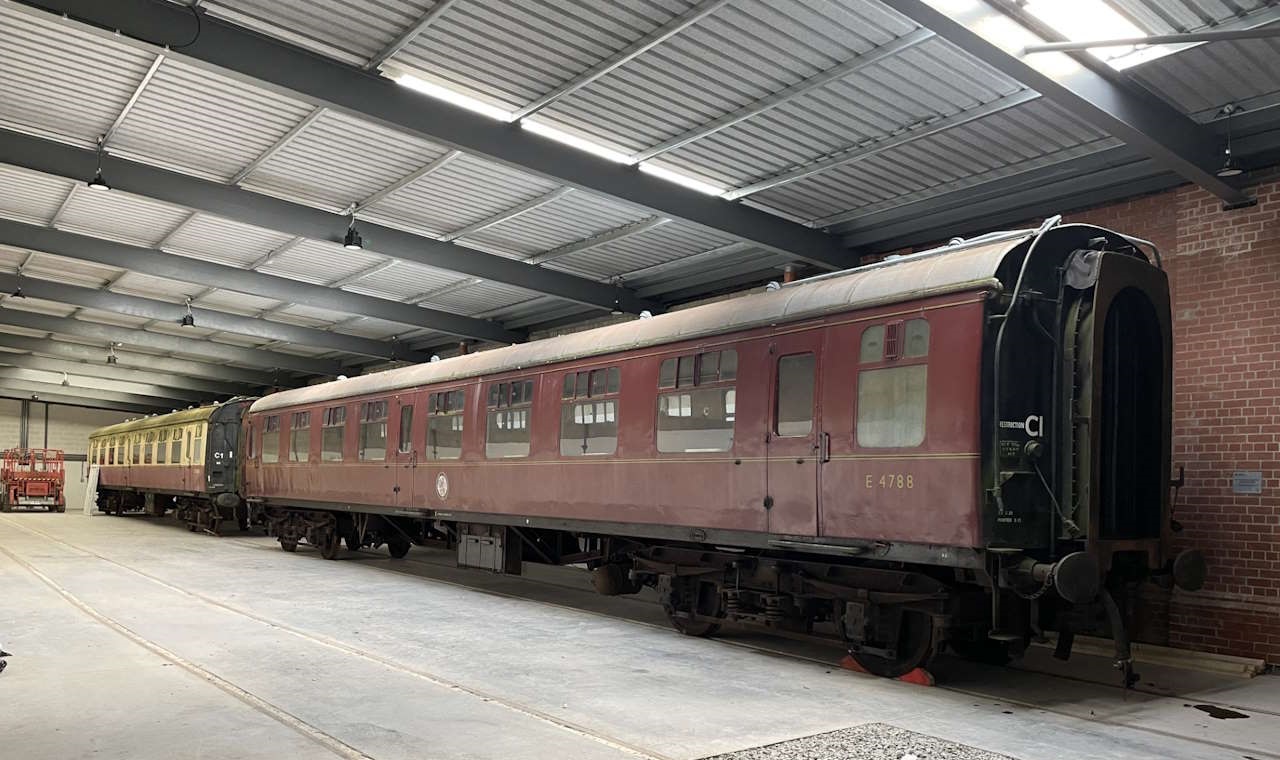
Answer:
[54,187,191,248]
[360,152,562,237]
[1128,36,1280,119]
[202,0,438,67]
[544,220,739,281]
[744,99,1114,223]
[418,279,546,316]
[192,288,284,315]
[255,238,388,288]
[107,58,315,182]
[341,260,467,301]
[162,214,298,269]
[1106,0,1272,33]
[644,36,1024,188]
[461,190,651,259]
[19,252,120,289]
[0,4,155,146]
[0,163,74,225]
[389,0,698,111]
[107,271,203,302]
[240,109,453,212]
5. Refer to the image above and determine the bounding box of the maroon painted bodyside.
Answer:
[244,292,987,549]
[98,464,205,495]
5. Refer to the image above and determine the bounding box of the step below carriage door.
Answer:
[392,394,417,506]
[764,328,823,536]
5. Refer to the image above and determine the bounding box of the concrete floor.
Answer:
[1,513,1277,760]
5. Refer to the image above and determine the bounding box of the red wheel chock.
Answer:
[838,655,935,686]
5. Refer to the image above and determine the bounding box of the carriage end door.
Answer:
[765,331,823,536]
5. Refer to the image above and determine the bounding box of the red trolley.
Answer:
[1,448,66,512]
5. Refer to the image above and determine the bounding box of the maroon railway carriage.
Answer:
[243,220,1204,679]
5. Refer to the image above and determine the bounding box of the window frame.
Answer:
[321,405,347,462]
[485,378,535,459]
[289,410,311,463]
[775,352,816,438]
[559,366,621,457]
[855,317,931,449]
[357,399,390,462]
[426,388,467,461]
[656,348,739,454]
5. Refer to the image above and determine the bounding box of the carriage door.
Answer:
[765,331,823,536]
[392,395,416,506]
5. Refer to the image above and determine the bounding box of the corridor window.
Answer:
[261,415,280,463]
[486,379,534,458]
[427,389,465,460]
[658,388,736,453]
[290,411,310,462]
[358,400,388,461]
[776,353,815,437]
[656,349,737,452]
[321,406,346,462]
[561,367,620,456]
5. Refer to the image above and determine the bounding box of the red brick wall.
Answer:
[1064,170,1280,664]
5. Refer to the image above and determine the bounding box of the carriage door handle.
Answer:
[818,432,831,463]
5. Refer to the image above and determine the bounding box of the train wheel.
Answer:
[280,538,298,553]
[386,537,411,559]
[668,614,721,637]
[318,530,342,560]
[850,609,934,678]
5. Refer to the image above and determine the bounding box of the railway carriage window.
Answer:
[157,430,168,465]
[659,358,677,388]
[486,379,533,458]
[145,431,156,464]
[132,434,141,465]
[289,411,310,462]
[398,405,413,454]
[426,389,465,460]
[857,365,928,447]
[193,426,204,463]
[321,407,346,462]
[170,431,181,465]
[860,325,885,363]
[560,367,620,456]
[776,353,816,437]
[358,400,389,461]
[656,349,738,453]
[262,416,280,463]
[904,319,930,358]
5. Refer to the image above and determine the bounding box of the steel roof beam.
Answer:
[0,215,521,345]
[0,271,422,362]
[723,90,1040,199]
[230,107,326,185]
[439,187,574,242]
[0,307,343,376]
[0,352,218,400]
[0,385,172,413]
[630,28,935,163]
[103,53,165,146]
[0,370,198,409]
[364,0,462,71]
[511,0,734,120]
[0,331,279,387]
[0,333,254,394]
[0,128,656,315]
[879,0,1252,207]
[14,0,852,270]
